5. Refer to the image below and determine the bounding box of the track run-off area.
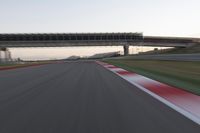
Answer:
[0,61,199,133]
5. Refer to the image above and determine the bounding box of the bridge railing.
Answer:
[0,33,143,42]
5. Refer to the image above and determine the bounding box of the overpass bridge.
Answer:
[0,33,199,55]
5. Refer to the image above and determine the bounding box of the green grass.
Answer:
[0,62,48,68]
[144,44,200,54]
[105,59,200,95]
[165,45,200,54]
[0,64,18,67]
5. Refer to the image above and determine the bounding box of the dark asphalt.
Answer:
[0,61,199,133]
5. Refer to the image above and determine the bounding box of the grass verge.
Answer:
[104,59,200,95]
[0,62,50,70]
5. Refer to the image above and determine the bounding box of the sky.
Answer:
[0,0,200,60]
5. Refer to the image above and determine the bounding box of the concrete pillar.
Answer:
[0,47,12,62]
[0,50,1,63]
[5,50,11,61]
[123,45,129,56]
[0,48,5,62]
[1,47,7,51]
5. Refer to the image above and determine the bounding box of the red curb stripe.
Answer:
[116,70,135,75]
[142,83,200,115]
[97,61,200,124]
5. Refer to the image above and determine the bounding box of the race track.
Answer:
[0,61,199,133]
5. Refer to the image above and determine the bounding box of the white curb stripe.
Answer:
[96,61,200,125]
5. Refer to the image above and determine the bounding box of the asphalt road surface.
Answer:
[0,61,199,133]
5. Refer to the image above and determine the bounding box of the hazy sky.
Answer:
[0,0,200,60]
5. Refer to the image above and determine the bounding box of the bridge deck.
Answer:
[0,33,199,48]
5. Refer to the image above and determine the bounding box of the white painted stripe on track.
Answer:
[119,73,200,125]
[96,61,200,125]
[109,68,126,72]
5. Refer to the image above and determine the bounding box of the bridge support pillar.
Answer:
[0,50,1,63]
[0,47,12,62]
[123,45,129,56]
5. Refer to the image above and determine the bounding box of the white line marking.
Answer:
[97,62,200,125]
